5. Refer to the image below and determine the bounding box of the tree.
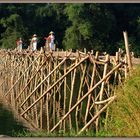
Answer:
[63,4,117,53]
[0,4,27,49]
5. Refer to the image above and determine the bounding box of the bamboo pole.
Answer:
[69,59,77,130]
[10,55,15,106]
[123,31,132,70]
[40,56,44,129]
[85,53,98,124]
[63,59,67,132]
[57,64,62,129]
[24,55,31,110]
[46,59,51,132]
[53,58,57,127]
[95,54,109,132]
[34,56,41,128]
[75,63,87,132]
[124,54,127,78]
[114,52,119,84]
[99,54,109,101]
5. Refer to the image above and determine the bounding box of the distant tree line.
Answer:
[0,3,140,56]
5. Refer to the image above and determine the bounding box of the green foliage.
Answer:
[63,4,117,52]
[105,66,140,136]
[0,4,140,55]
[0,7,27,49]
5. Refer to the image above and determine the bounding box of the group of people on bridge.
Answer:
[16,31,56,52]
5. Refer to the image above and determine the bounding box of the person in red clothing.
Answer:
[44,36,49,51]
[16,38,23,52]
[44,31,55,51]
[16,39,19,49]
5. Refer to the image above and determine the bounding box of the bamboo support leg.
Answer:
[63,60,67,132]
[85,52,99,124]
[69,60,77,130]
[95,54,109,133]
[75,63,87,132]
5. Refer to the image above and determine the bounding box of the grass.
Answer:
[0,102,28,136]
[12,129,97,137]
[103,66,140,136]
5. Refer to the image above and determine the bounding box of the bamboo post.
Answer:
[95,54,109,132]
[75,63,87,132]
[34,56,40,128]
[69,59,77,130]
[24,55,31,115]
[124,54,127,79]
[57,63,62,130]
[53,58,57,127]
[63,59,67,132]
[40,55,45,129]
[99,54,109,101]
[46,58,51,132]
[10,55,15,106]
[123,31,132,70]
[85,53,98,124]
[115,52,119,81]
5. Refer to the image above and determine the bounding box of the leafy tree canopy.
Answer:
[0,3,140,56]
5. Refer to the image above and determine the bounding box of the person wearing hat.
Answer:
[46,31,55,51]
[16,37,23,52]
[31,34,38,51]
[44,36,49,51]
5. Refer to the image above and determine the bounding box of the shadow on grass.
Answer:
[0,103,28,136]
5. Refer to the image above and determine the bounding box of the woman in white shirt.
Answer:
[31,34,38,51]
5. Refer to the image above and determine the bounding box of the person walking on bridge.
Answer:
[31,34,38,52]
[16,37,23,52]
[46,31,55,51]
[44,35,49,51]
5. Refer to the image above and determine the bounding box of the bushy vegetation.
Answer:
[0,3,140,56]
[104,66,140,136]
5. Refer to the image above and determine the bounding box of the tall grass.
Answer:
[104,66,140,136]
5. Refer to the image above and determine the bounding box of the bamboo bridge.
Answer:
[0,46,136,135]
